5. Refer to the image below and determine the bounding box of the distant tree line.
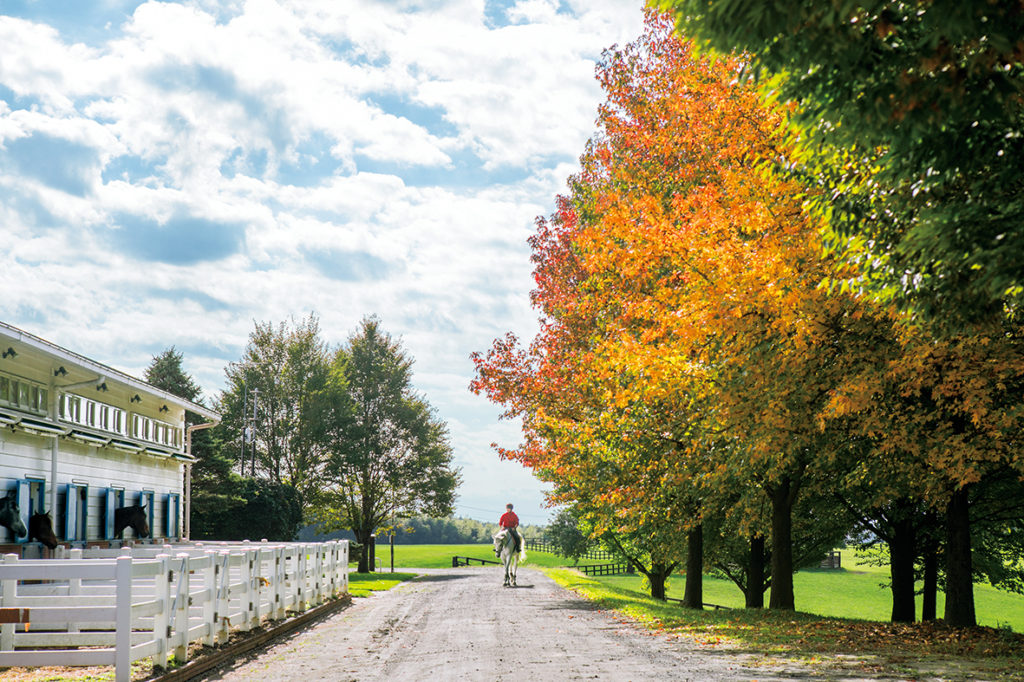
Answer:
[301,515,543,545]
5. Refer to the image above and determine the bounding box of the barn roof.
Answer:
[0,320,220,422]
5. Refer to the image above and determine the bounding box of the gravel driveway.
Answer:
[197,566,799,681]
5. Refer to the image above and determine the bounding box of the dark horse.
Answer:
[0,495,27,539]
[29,512,58,549]
[114,505,149,539]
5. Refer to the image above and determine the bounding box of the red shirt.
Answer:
[499,511,519,529]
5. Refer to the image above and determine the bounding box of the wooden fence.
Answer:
[0,539,349,682]
[574,562,633,576]
[452,555,501,567]
[524,538,615,561]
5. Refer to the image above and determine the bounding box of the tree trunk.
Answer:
[944,487,975,627]
[682,525,703,609]
[888,515,917,623]
[649,562,669,601]
[768,478,796,611]
[921,539,939,622]
[355,527,372,573]
[746,534,765,609]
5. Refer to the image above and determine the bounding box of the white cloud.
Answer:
[0,0,645,522]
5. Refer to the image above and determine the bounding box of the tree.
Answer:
[316,317,460,572]
[218,315,333,514]
[144,347,241,539]
[472,13,882,611]
[546,507,592,564]
[656,0,1024,321]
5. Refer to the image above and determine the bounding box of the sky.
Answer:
[0,0,646,526]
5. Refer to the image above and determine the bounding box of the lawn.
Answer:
[362,542,569,569]
[364,544,1024,632]
[593,547,1024,632]
[544,567,1024,680]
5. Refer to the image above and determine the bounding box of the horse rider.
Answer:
[498,503,522,555]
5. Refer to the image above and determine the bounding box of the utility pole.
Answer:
[249,387,259,477]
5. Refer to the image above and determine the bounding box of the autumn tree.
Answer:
[473,13,889,611]
[825,319,1024,626]
[657,0,1024,322]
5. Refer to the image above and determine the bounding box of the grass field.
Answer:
[350,543,1024,678]
[362,543,1024,632]
[365,542,568,569]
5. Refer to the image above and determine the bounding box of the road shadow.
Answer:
[543,599,601,612]
[409,573,475,583]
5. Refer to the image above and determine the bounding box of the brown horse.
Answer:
[114,505,149,539]
[0,495,27,539]
[29,512,58,549]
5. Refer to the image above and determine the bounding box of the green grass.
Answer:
[353,543,1024,632]
[544,567,1024,680]
[365,542,568,569]
[347,571,418,597]
[590,547,1024,632]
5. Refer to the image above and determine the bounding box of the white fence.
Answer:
[0,539,349,682]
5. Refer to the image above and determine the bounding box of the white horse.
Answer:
[493,528,526,587]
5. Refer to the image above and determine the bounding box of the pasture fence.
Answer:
[574,562,634,577]
[524,538,615,561]
[452,555,501,567]
[0,539,349,682]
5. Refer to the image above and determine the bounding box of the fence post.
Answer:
[1,554,18,651]
[341,540,349,594]
[173,554,190,662]
[243,547,258,629]
[313,544,324,604]
[114,555,132,682]
[294,546,305,612]
[327,542,338,597]
[68,548,82,633]
[216,551,230,644]
[153,553,170,669]
[272,547,285,620]
[202,550,216,645]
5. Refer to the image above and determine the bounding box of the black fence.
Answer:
[575,562,634,576]
[665,596,730,610]
[819,551,842,569]
[525,537,616,561]
[452,555,501,567]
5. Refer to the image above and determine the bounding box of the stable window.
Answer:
[138,490,155,540]
[165,493,181,539]
[103,487,125,540]
[61,394,82,424]
[111,409,126,436]
[64,482,88,542]
[16,478,46,545]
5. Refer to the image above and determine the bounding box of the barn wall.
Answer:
[0,428,183,543]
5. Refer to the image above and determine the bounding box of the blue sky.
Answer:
[0,0,645,526]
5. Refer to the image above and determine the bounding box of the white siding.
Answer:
[0,429,183,543]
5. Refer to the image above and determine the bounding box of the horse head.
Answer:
[29,511,58,549]
[114,504,150,539]
[0,495,27,539]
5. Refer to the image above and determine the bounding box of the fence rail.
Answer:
[0,539,349,682]
[524,538,615,561]
[574,562,633,577]
[452,555,501,567]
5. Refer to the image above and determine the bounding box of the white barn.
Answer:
[0,321,220,552]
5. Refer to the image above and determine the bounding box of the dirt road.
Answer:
[197,566,811,681]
